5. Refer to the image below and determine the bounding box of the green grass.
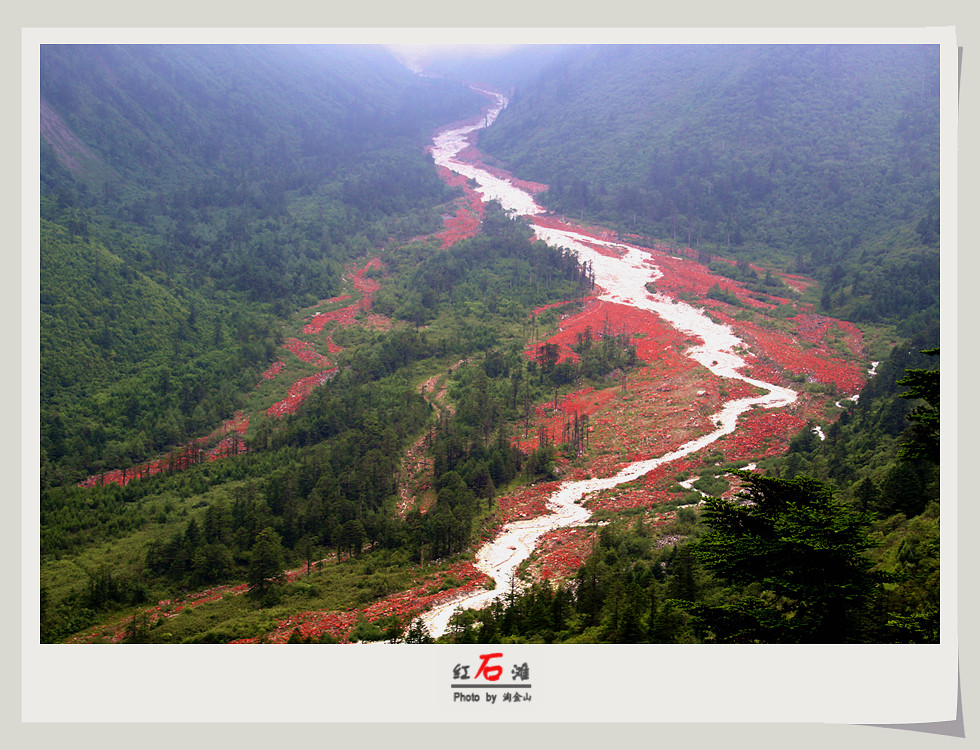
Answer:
[55,543,474,644]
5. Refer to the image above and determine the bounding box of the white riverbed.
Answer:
[417,90,798,639]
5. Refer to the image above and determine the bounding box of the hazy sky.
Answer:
[386,44,524,71]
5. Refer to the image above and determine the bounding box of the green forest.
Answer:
[480,44,940,337]
[38,44,942,646]
[40,44,484,487]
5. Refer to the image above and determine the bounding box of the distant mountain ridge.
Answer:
[478,44,940,331]
[41,44,483,196]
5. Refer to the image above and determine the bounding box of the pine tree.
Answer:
[248,527,284,592]
[687,471,886,642]
[896,347,939,463]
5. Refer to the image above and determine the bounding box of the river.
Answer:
[417,90,798,639]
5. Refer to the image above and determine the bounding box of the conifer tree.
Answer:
[896,347,939,463]
[248,527,284,592]
[686,471,886,642]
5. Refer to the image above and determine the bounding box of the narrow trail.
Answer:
[395,358,470,518]
[417,88,801,639]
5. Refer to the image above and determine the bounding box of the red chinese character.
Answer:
[474,652,503,682]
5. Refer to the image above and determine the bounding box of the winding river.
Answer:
[417,91,798,639]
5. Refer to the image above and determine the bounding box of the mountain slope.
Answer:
[478,44,940,330]
[40,44,481,192]
[39,44,484,483]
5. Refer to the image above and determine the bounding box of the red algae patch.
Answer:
[710,310,866,393]
[712,408,809,462]
[792,313,865,357]
[509,177,549,195]
[640,248,779,310]
[530,214,620,242]
[233,561,492,644]
[585,482,670,513]
[78,412,251,488]
[261,257,393,422]
[360,562,491,627]
[232,610,359,645]
[527,527,597,583]
[266,370,336,417]
[497,481,561,524]
[524,296,690,366]
[512,289,734,481]
[283,337,332,367]
[303,257,388,332]
[303,310,348,334]
[434,166,486,248]
[78,259,394,488]
[258,359,285,383]
[575,237,628,259]
[204,413,250,461]
[70,555,491,644]
[586,361,723,460]
[352,257,383,295]
[779,272,814,294]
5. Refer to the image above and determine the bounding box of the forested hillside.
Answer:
[480,44,940,333]
[40,202,596,643]
[40,44,484,486]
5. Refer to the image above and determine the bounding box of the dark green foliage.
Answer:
[41,173,599,641]
[766,346,941,642]
[350,612,386,642]
[688,472,884,642]
[452,460,927,644]
[379,201,592,329]
[41,44,482,196]
[42,480,153,559]
[443,519,709,644]
[84,565,150,611]
[880,502,940,642]
[40,44,483,485]
[486,45,939,246]
[877,462,928,517]
[247,527,284,592]
[40,220,278,484]
[40,45,478,311]
[915,195,940,246]
[706,283,743,307]
[570,327,638,382]
[780,341,940,495]
[852,476,880,514]
[403,618,435,643]
[839,234,940,335]
[896,348,939,462]
[481,44,940,327]
[524,446,556,481]
[145,505,240,585]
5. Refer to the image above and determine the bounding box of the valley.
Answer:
[38,44,940,646]
[54,85,877,645]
